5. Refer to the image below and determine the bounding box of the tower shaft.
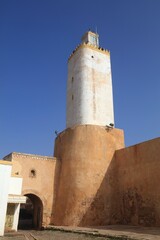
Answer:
[66,32,114,128]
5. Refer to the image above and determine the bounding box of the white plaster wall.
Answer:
[8,178,23,232]
[66,46,114,128]
[12,204,20,231]
[9,177,22,195]
[0,163,12,236]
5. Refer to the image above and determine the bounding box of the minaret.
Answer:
[53,32,124,227]
[66,31,114,128]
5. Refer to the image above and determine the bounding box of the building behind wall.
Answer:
[3,152,59,229]
[0,31,160,235]
[0,160,26,236]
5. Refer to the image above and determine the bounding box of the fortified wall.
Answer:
[115,137,160,226]
[53,127,160,227]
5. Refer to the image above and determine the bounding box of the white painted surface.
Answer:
[9,177,22,195]
[12,204,20,231]
[66,45,114,128]
[8,195,26,204]
[0,163,12,236]
[0,161,24,235]
[7,177,24,231]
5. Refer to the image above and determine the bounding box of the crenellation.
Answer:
[68,42,109,61]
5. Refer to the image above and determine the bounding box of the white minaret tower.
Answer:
[66,31,114,128]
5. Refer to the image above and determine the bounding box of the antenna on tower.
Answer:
[95,26,98,34]
[95,26,99,46]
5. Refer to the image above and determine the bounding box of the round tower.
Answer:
[66,31,114,128]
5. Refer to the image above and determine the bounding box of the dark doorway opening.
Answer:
[18,194,43,230]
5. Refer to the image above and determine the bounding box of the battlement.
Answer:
[68,42,110,61]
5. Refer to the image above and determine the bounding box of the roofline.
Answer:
[3,152,55,160]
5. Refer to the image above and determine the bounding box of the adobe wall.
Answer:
[3,153,60,227]
[53,125,124,226]
[115,137,160,227]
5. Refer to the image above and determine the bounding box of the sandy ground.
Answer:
[1,225,160,240]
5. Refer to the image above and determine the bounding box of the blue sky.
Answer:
[0,0,160,158]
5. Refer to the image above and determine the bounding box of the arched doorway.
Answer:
[18,194,43,230]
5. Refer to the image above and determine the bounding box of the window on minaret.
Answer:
[91,35,97,45]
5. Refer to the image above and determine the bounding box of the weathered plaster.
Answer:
[115,137,160,227]
[53,125,124,226]
[67,45,114,128]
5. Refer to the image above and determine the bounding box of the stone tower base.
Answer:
[53,125,124,226]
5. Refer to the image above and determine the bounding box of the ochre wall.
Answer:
[4,153,60,227]
[115,137,160,227]
[53,125,124,226]
[3,131,159,228]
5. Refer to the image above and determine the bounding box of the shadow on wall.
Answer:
[52,126,124,227]
[52,124,160,228]
[79,152,121,226]
[51,154,61,224]
[80,137,160,227]
[115,137,160,227]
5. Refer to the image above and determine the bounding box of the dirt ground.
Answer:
[1,225,160,240]
[0,230,123,240]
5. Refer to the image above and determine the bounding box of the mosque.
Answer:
[0,31,159,236]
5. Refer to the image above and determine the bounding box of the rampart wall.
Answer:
[115,137,160,226]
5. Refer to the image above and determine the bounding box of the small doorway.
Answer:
[18,194,43,230]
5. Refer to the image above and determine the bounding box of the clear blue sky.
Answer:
[0,0,160,158]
